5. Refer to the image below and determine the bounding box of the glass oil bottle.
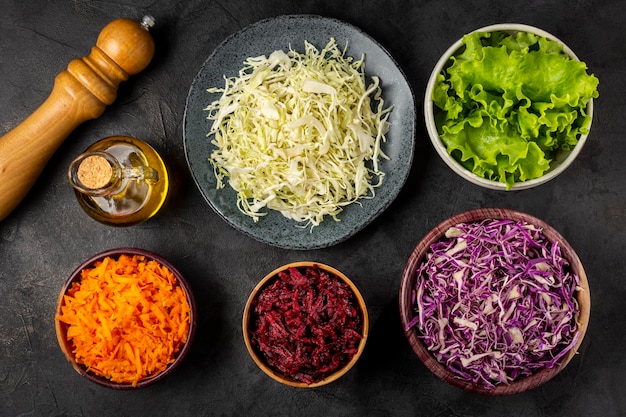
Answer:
[68,136,169,226]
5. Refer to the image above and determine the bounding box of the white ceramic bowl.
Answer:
[424,23,595,190]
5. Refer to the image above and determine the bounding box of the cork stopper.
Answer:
[77,155,113,189]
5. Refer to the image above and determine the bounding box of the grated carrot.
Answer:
[56,254,191,386]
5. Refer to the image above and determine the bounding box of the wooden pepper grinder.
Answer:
[0,15,156,221]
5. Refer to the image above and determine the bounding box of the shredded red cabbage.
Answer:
[250,265,363,384]
[405,219,581,388]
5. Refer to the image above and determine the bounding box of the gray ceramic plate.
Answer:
[183,15,415,250]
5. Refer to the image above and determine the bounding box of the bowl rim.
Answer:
[54,247,197,390]
[398,207,591,395]
[242,261,369,388]
[424,23,594,191]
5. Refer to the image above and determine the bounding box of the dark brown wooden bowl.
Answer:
[55,247,197,389]
[243,261,369,388]
[399,208,590,395]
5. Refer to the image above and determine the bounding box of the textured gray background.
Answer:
[0,0,624,416]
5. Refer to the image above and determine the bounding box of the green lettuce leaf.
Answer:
[433,30,599,189]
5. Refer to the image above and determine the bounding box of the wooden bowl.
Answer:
[243,261,369,388]
[55,248,197,389]
[399,208,590,395]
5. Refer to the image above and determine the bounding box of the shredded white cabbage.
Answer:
[205,38,392,228]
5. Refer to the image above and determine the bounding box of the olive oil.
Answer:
[68,136,169,226]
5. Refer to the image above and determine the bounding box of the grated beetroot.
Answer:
[249,265,363,384]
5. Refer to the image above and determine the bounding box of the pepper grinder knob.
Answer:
[94,16,155,77]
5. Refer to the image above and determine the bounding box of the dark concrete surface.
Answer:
[1,0,624,416]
